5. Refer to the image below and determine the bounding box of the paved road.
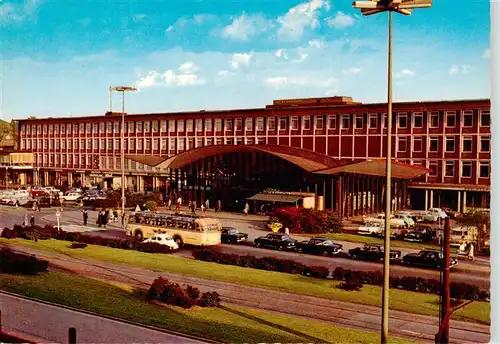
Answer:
[0,291,209,344]
[0,206,490,288]
[2,245,490,344]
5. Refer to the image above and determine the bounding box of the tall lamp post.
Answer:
[351,1,432,343]
[109,86,137,228]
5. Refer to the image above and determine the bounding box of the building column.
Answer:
[462,191,467,213]
[424,189,428,210]
[457,191,462,213]
[430,190,434,209]
[330,178,335,211]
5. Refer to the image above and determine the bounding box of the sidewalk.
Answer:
[4,244,490,344]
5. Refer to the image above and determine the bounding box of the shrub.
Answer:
[302,266,330,279]
[186,285,201,300]
[337,281,363,292]
[145,200,158,211]
[269,207,343,234]
[140,242,174,254]
[198,292,221,308]
[0,248,48,275]
[70,243,88,249]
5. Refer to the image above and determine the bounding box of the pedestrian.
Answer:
[201,203,205,212]
[285,227,290,235]
[205,199,210,211]
[83,209,88,226]
[217,200,221,213]
[188,201,192,210]
[30,214,35,227]
[191,201,196,214]
[243,202,249,216]
[24,213,29,227]
[168,198,172,210]
[177,196,182,208]
[103,209,108,228]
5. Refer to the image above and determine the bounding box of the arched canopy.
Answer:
[315,159,430,179]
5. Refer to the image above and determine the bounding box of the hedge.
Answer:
[268,207,343,234]
[2,225,174,255]
[0,248,49,275]
[192,247,329,279]
[147,277,221,309]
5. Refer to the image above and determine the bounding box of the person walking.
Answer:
[201,203,205,212]
[83,209,88,226]
[96,210,102,228]
[243,202,249,216]
[30,214,35,227]
[24,213,29,227]
[217,200,221,213]
[168,198,172,211]
[191,201,196,214]
[205,199,210,211]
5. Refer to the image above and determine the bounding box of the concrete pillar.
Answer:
[67,172,72,187]
[430,190,434,209]
[80,173,85,187]
[139,176,145,193]
[462,191,467,213]
[424,190,428,210]
[457,191,461,213]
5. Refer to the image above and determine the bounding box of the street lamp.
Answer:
[352,1,432,343]
[109,86,137,228]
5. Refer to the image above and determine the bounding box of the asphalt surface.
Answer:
[0,205,490,290]
[2,244,490,344]
[0,291,209,344]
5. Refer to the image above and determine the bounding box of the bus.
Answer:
[125,212,222,247]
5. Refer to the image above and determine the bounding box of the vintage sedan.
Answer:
[349,244,402,262]
[221,227,249,244]
[254,233,297,251]
[363,213,407,228]
[142,234,179,250]
[357,222,384,236]
[403,249,458,269]
[404,225,436,242]
[295,237,343,256]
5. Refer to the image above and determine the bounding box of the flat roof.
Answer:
[247,193,302,203]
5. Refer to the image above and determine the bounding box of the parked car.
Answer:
[423,208,447,223]
[394,213,415,227]
[142,234,179,250]
[450,226,478,247]
[357,222,384,236]
[363,213,407,228]
[60,192,83,202]
[403,249,458,269]
[376,227,409,240]
[295,237,343,256]
[403,225,436,242]
[254,233,296,251]
[441,207,460,219]
[221,227,249,244]
[348,244,402,262]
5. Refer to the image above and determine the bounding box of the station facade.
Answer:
[15,96,491,216]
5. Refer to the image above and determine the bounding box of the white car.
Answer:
[60,192,83,202]
[357,222,384,236]
[424,208,448,223]
[363,213,407,228]
[142,234,179,250]
[394,213,415,227]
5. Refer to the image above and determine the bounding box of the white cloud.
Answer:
[448,64,471,75]
[325,11,356,28]
[217,70,230,77]
[394,69,415,78]
[482,48,490,59]
[230,53,253,69]
[178,61,199,74]
[275,49,289,59]
[165,25,174,33]
[308,39,325,48]
[164,70,205,86]
[222,14,273,41]
[0,0,43,24]
[277,0,330,40]
[136,71,163,88]
[292,52,308,63]
[265,75,337,88]
[165,14,215,33]
[342,67,363,75]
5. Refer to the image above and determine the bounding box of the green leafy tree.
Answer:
[456,209,490,251]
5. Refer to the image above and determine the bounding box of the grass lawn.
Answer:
[0,238,489,325]
[0,271,413,344]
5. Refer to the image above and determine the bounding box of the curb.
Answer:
[0,290,218,344]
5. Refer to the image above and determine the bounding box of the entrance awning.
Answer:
[247,193,302,203]
[316,159,430,179]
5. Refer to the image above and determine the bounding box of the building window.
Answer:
[143,121,150,132]
[479,162,490,178]
[463,111,473,127]
[74,139,79,149]
[99,139,104,149]
[303,116,311,130]
[21,139,26,150]
[188,138,194,150]
[106,139,112,150]
[398,113,407,128]
[224,119,233,131]
[225,137,234,145]
[87,138,91,149]
[279,117,287,130]
[461,161,472,178]
[169,138,176,151]
[341,115,350,129]
[353,115,363,129]
[106,122,112,133]
[315,116,324,130]
[214,119,222,131]
[177,120,185,132]
[429,111,439,128]
[216,138,223,146]
[195,119,203,131]
[178,138,185,151]
[152,121,159,133]
[206,138,214,146]
[168,120,175,132]
[235,118,243,131]
[413,112,423,128]
[161,138,167,150]
[160,120,167,132]
[291,117,299,130]
[114,122,120,133]
[480,110,490,126]
[196,138,203,148]
[480,136,490,152]
[59,124,65,134]
[98,123,104,134]
[462,137,472,152]
[151,138,158,150]
[429,161,438,177]
[429,137,439,152]
[114,139,120,150]
[445,111,456,127]
[245,118,253,131]
[413,137,422,152]
[445,136,455,152]
[246,137,254,145]
[397,137,407,152]
[92,138,98,150]
[137,138,143,151]
[256,117,264,131]
[128,122,134,133]
[143,138,150,151]
[368,114,377,128]
[267,117,275,131]
[445,161,454,177]
[328,115,336,129]
[205,119,213,131]
[186,119,193,132]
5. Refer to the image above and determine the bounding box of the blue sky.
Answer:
[0,0,491,120]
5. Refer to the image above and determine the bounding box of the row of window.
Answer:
[21,135,491,154]
[20,110,491,135]
[397,135,490,153]
[427,160,490,179]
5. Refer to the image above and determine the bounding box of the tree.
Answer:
[0,120,10,141]
[456,209,490,251]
